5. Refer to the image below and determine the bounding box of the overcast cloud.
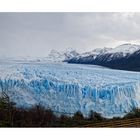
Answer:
[1,12,140,57]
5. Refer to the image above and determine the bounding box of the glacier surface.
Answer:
[0,61,140,118]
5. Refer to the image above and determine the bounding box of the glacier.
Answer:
[0,60,140,118]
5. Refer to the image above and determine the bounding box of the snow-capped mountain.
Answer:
[63,48,79,60]
[1,43,140,71]
[46,49,64,62]
[101,43,140,61]
[76,47,112,59]
[46,48,79,62]
[67,44,140,71]
[107,43,140,55]
[0,48,79,63]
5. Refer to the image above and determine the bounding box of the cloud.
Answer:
[0,12,140,57]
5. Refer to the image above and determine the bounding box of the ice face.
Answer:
[0,61,140,118]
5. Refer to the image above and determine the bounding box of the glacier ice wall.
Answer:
[0,61,140,118]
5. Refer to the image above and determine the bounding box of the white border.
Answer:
[1,128,140,140]
[0,0,140,140]
[0,0,140,12]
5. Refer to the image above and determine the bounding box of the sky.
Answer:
[1,12,140,57]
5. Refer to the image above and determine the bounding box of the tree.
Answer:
[73,111,84,121]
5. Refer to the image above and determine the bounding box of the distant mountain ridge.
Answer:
[46,48,79,62]
[2,44,140,71]
[0,48,79,63]
[67,43,140,71]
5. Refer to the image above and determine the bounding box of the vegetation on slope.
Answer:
[0,96,140,127]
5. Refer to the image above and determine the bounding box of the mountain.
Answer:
[67,44,140,71]
[46,49,64,62]
[46,48,79,62]
[75,47,112,59]
[0,48,79,63]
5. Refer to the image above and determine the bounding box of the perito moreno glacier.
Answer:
[0,61,140,118]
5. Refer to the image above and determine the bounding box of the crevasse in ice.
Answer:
[0,61,140,118]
